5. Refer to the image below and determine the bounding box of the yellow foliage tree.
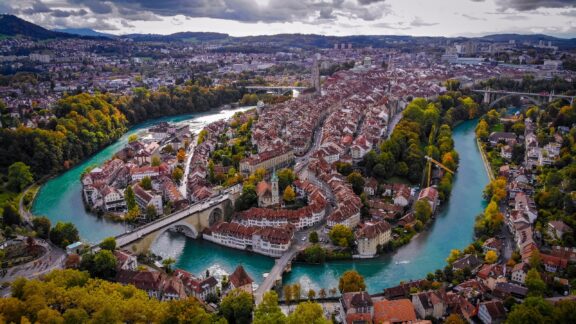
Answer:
[485,250,498,264]
[283,186,296,203]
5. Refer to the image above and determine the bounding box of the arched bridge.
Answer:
[473,89,575,108]
[244,86,307,95]
[99,186,240,254]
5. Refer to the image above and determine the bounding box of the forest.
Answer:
[0,84,242,178]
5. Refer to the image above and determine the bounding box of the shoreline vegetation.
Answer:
[298,87,489,264]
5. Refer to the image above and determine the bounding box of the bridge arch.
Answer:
[489,94,541,108]
[209,207,223,226]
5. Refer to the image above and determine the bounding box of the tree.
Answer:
[128,134,138,143]
[124,186,137,210]
[475,119,489,141]
[277,168,296,190]
[283,186,296,203]
[444,314,465,324]
[414,200,432,223]
[287,301,330,324]
[151,156,161,167]
[309,231,319,244]
[485,250,498,264]
[283,285,293,304]
[318,288,327,299]
[303,245,326,263]
[146,205,157,221]
[339,270,366,293]
[347,171,365,195]
[32,216,51,239]
[253,291,286,324]
[2,203,21,226]
[7,162,34,192]
[49,222,80,248]
[446,249,461,264]
[507,297,553,324]
[177,148,186,163]
[100,237,116,251]
[172,167,184,183]
[526,269,547,297]
[162,257,176,274]
[328,224,354,248]
[163,297,222,324]
[140,176,152,190]
[307,289,316,300]
[219,289,254,324]
[80,250,117,279]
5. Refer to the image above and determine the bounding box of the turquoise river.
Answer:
[33,109,488,293]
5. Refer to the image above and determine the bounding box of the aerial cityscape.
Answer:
[1,0,576,323]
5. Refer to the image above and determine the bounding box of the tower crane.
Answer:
[424,155,455,188]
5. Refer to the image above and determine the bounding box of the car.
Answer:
[301,237,306,241]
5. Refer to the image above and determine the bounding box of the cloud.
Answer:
[462,13,486,21]
[496,0,576,11]
[410,16,437,27]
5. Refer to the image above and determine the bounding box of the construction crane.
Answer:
[424,155,455,188]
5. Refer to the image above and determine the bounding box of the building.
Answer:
[418,187,439,213]
[114,250,138,271]
[373,299,417,323]
[229,265,253,294]
[547,220,572,240]
[256,172,279,207]
[340,292,373,324]
[412,291,446,319]
[478,300,506,324]
[239,148,294,176]
[132,184,163,216]
[511,262,529,284]
[355,221,392,258]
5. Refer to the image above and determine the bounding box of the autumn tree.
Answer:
[446,249,461,264]
[485,250,498,264]
[128,134,138,143]
[287,301,331,324]
[329,224,354,248]
[177,148,186,163]
[339,270,366,293]
[283,186,296,203]
[277,168,296,190]
[253,291,286,324]
[444,314,465,324]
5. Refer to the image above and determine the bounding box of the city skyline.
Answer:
[1,0,575,38]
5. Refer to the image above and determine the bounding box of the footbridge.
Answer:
[244,86,306,95]
[99,186,240,254]
[254,246,303,304]
[473,89,575,108]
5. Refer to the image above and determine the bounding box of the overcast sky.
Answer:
[1,0,575,38]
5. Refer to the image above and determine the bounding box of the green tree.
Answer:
[49,222,80,248]
[328,224,354,248]
[346,171,365,195]
[308,289,316,300]
[80,250,117,279]
[338,270,366,293]
[124,186,137,210]
[140,176,152,190]
[100,237,116,251]
[32,216,51,239]
[303,244,326,263]
[446,249,461,264]
[2,203,21,226]
[507,297,553,324]
[7,162,34,192]
[526,269,547,297]
[219,289,254,324]
[162,257,176,274]
[287,301,330,324]
[277,168,296,190]
[253,291,286,324]
[146,204,158,221]
[309,231,319,244]
[414,200,432,223]
[163,297,221,324]
[151,156,161,167]
[283,285,293,304]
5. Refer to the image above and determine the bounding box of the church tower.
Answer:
[271,170,279,205]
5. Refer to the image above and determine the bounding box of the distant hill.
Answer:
[53,28,115,38]
[0,14,75,40]
[122,32,230,43]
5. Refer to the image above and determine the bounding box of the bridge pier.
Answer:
[483,90,491,105]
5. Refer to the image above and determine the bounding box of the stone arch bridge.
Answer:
[102,187,239,254]
[473,89,575,108]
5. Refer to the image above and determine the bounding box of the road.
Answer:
[0,238,66,291]
[179,140,198,197]
[386,110,403,139]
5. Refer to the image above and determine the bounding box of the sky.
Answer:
[1,0,575,38]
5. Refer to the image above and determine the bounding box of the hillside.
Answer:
[0,14,75,40]
[53,28,115,38]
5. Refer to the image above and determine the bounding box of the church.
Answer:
[256,171,279,208]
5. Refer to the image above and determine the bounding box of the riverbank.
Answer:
[477,138,495,181]
[31,106,254,243]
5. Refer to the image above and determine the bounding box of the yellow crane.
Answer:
[424,155,455,188]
